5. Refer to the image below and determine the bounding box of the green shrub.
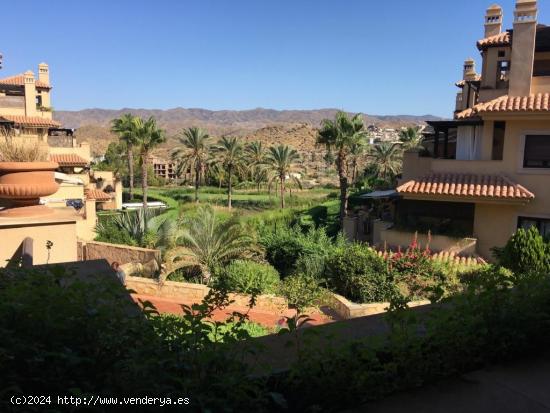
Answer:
[280,273,327,312]
[326,243,394,303]
[218,260,280,295]
[493,226,550,278]
[94,215,138,246]
[261,226,336,277]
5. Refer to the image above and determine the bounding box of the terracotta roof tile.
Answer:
[50,153,89,167]
[455,75,481,88]
[375,249,486,267]
[397,173,534,201]
[0,115,61,128]
[477,31,511,50]
[0,73,50,89]
[86,189,112,201]
[456,93,550,119]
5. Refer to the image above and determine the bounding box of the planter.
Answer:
[0,162,59,217]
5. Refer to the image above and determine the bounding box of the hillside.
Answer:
[54,108,442,156]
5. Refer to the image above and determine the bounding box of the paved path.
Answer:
[131,293,339,329]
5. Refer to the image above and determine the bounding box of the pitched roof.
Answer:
[0,115,61,128]
[0,73,50,89]
[477,31,511,50]
[86,189,112,202]
[397,173,534,201]
[456,93,550,119]
[50,153,89,167]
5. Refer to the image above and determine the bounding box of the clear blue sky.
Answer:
[3,0,548,117]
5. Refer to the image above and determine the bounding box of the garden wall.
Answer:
[78,241,160,271]
[126,276,288,313]
[328,293,430,320]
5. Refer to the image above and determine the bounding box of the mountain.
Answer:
[54,107,442,156]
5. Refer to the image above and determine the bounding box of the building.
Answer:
[350,1,550,260]
[0,62,122,244]
[149,156,176,180]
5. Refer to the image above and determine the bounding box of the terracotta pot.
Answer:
[0,162,59,217]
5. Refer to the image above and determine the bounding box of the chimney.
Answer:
[23,70,37,116]
[509,0,538,96]
[38,62,49,85]
[463,58,477,80]
[485,4,503,38]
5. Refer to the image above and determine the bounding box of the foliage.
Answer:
[493,226,550,278]
[317,111,369,226]
[0,139,48,162]
[213,136,246,208]
[261,225,337,278]
[367,141,402,184]
[398,126,424,150]
[94,214,139,246]
[171,205,259,282]
[0,266,271,411]
[216,259,280,295]
[325,243,394,303]
[275,267,550,411]
[264,144,302,209]
[280,273,328,313]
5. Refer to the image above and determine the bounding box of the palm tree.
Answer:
[214,136,245,208]
[172,127,211,203]
[368,141,403,183]
[398,126,424,151]
[134,117,166,208]
[245,141,267,192]
[348,135,367,185]
[173,205,257,283]
[317,112,368,227]
[111,114,138,200]
[264,145,301,209]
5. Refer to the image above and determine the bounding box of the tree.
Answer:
[317,112,368,227]
[214,136,245,208]
[111,114,139,200]
[134,117,166,208]
[398,126,424,151]
[264,145,301,209]
[245,141,267,192]
[348,135,367,185]
[172,127,211,203]
[368,141,402,183]
[174,205,258,282]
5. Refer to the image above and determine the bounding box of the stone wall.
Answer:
[328,293,430,320]
[78,241,160,273]
[126,276,288,313]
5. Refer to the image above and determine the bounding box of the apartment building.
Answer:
[391,0,550,259]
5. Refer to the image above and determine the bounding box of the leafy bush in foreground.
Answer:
[217,259,281,295]
[280,273,328,313]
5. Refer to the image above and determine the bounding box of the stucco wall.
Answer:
[0,215,77,267]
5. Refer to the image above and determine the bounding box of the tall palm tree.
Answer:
[172,127,211,203]
[214,136,245,208]
[134,117,166,208]
[111,114,138,200]
[368,141,403,183]
[348,135,367,185]
[264,145,301,209]
[245,141,267,192]
[317,112,368,227]
[398,126,424,151]
[173,205,257,283]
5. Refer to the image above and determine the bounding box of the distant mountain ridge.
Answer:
[55,107,442,129]
[54,107,443,156]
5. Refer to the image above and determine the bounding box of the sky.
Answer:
[2,0,548,117]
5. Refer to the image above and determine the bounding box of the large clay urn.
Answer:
[0,162,59,217]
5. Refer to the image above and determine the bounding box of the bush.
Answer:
[261,226,337,278]
[94,215,138,246]
[218,260,280,295]
[493,226,550,278]
[280,273,327,312]
[326,243,394,303]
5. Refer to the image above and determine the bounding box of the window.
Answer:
[492,121,505,160]
[533,59,550,77]
[498,50,506,58]
[518,217,550,239]
[523,135,550,168]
